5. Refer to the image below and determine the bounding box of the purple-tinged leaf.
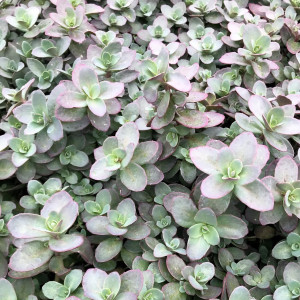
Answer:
[86,216,109,235]
[166,72,191,92]
[7,214,48,239]
[120,269,144,295]
[123,217,151,240]
[100,81,124,100]
[205,112,225,127]
[176,109,208,128]
[116,122,139,149]
[162,282,186,300]
[201,174,234,199]
[219,53,248,66]
[234,180,274,211]
[9,241,53,272]
[143,164,164,185]
[166,255,186,281]
[82,268,107,299]
[248,95,272,122]
[229,132,258,165]
[131,141,160,165]
[164,194,197,228]
[275,156,298,183]
[190,146,220,174]
[275,117,300,135]
[41,191,78,233]
[48,235,84,252]
[57,91,87,109]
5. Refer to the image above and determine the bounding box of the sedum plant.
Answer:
[274,262,300,300]
[90,122,163,191]
[190,132,274,211]
[82,268,143,300]
[45,0,96,43]
[181,262,215,295]
[32,37,71,58]
[236,95,300,153]
[13,90,63,152]
[6,6,40,31]
[20,178,62,209]
[164,193,248,260]
[220,24,280,78]
[1,0,300,299]
[42,269,86,300]
[7,191,83,275]
[56,64,124,131]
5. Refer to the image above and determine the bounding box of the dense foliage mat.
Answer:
[1,0,300,299]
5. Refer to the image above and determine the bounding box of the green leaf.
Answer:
[131,141,159,165]
[32,90,47,114]
[153,243,171,257]
[70,150,89,167]
[203,226,220,245]
[243,24,263,51]
[0,158,17,179]
[283,262,300,285]
[187,237,210,260]
[120,163,147,192]
[78,66,99,91]
[0,279,18,300]
[194,208,217,226]
[166,194,197,228]
[42,281,64,299]
[235,113,263,134]
[28,180,44,195]
[272,241,292,259]
[116,122,140,149]
[252,60,270,79]
[86,97,106,117]
[162,282,187,300]
[27,58,45,77]
[216,214,248,239]
[194,262,215,282]
[95,237,123,262]
[267,107,284,126]
[274,285,292,300]
[64,269,83,292]
[142,289,164,300]
[229,286,251,300]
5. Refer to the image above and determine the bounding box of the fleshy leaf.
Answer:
[9,241,53,272]
[234,180,274,211]
[95,237,123,262]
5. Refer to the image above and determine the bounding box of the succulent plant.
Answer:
[0,0,300,299]
[190,132,273,211]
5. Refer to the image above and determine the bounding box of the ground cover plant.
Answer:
[1,0,300,299]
